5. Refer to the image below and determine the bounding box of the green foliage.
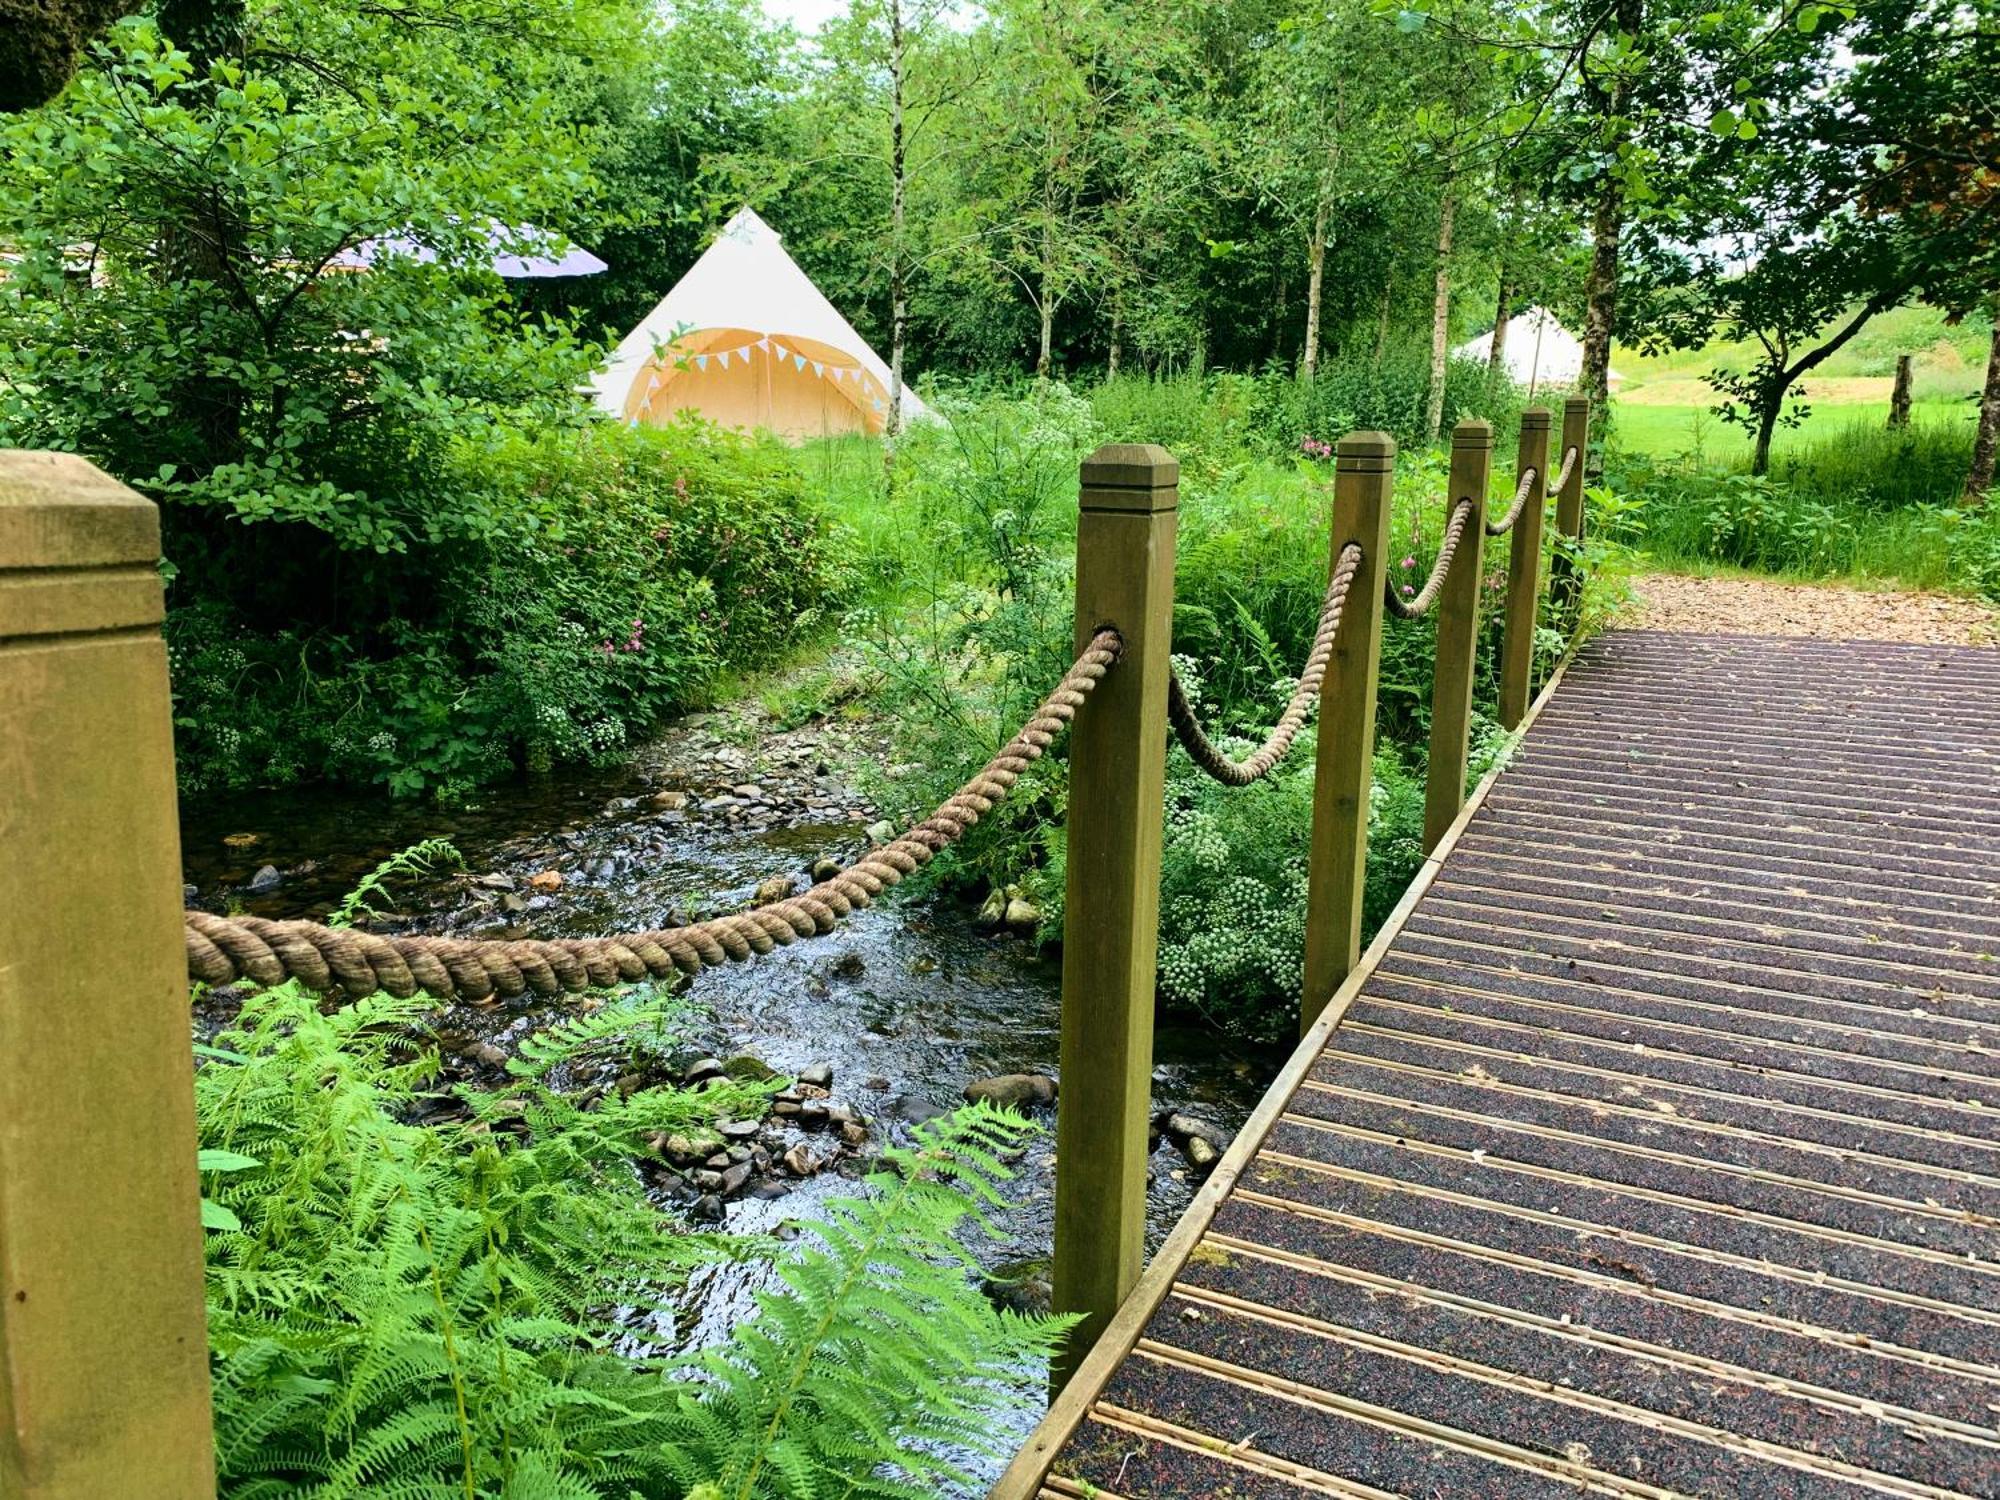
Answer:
[1609,418,2000,598]
[657,1106,1068,1499]
[198,977,1060,1497]
[166,419,853,796]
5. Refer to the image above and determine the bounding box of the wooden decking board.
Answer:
[1007,631,2000,1498]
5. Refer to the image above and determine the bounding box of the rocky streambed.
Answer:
[182,696,1281,1353]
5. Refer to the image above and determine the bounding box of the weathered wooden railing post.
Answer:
[1301,433,1394,1033]
[1051,444,1177,1388]
[1497,408,1552,729]
[1549,395,1591,629]
[1422,420,1493,852]
[0,452,216,1498]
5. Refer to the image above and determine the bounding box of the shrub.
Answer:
[169,417,854,797]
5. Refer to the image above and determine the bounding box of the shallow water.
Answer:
[181,716,1282,1460]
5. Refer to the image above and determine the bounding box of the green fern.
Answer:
[200,976,1066,1497]
[658,1105,1069,1500]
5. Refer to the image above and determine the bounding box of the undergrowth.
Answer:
[197,972,1063,1496]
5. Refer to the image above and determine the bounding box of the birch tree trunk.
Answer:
[1303,189,1332,379]
[885,0,908,441]
[1487,269,1513,383]
[1579,0,1642,463]
[1423,187,1456,443]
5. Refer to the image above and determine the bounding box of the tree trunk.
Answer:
[1487,269,1513,383]
[1270,260,1289,364]
[1424,187,1456,443]
[1967,324,2000,504]
[1107,306,1121,379]
[1887,353,1912,430]
[1037,285,1054,380]
[1303,189,1331,380]
[1373,278,1392,363]
[1579,0,1641,466]
[1752,398,1781,476]
[885,0,908,441]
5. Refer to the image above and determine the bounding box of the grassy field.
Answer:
[1608,303,1991,462]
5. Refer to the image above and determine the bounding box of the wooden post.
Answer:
[1549,396,1591,629]
[1888,354,1913,429]
[1051,444,1177,1387]
[1422,420,1492,852]
[1497,408,1551,729]
[0,452,216,1499]
[1301,433,1394,1032]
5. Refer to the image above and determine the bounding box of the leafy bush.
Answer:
[199,977,1061,1497]
[169,418,854,796]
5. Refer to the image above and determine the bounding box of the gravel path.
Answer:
[1620,573,1996,646]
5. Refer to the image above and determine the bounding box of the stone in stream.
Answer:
[248,864,283,893]
[975,890,1007,929]
[797,1101,829,1127]
[809,856,842,882]
[652,1129,724,1164]
[1179,1135,1221,1179]
[1156,1111,1233,1179]
[831,951,866,980]
[649,789,689,811]
[526,870,562,893]
[963,1073,1057,1111]
[892,1095,946,1125]
[723,1054,776,1082]
[719,1161,754,1196]
[839,1120,869,1149]
[500,892,527,914]
[692,1170,725,1193]
[864,819,896,845]
[1002,897,1041,931]
[753,875,795,906]
[717,1118,760,1140]
[473,872,516,890]
[748,1180,789,1201]
[689,1194,725,1224]
[862,1076,890,1092]
[981,1257,1052,1317]
[683,1057,725,1085]
[782,1143,822,1177]
[797,1061,833,1089]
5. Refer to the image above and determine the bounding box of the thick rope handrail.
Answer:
[1384,498,1475,621]
[1548,443,1579,498]
[1485,465,1539,536]
[1166,542,1363,786]
[184,631,1124,1004]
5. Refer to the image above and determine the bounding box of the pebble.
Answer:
[526,870,563,893]
[684,1057,725,1085]
[717,1119,760,1139]
[963,1073,1058,1111]
[649,789,689,811]
[797,1061,834,1089]
[809,857,843,882]
[689,1194,725,1224]
[782,1143,821,1177]
[248,864,282,893]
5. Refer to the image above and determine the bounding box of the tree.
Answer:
[0,0,632,623]
[1243,0,1404,378]
[0,0,134,111]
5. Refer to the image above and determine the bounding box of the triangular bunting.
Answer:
[793,354,806,371]
[716,350,731,369]
[811,361,824,377]
[694,354,709,371]
[770,342,787,361]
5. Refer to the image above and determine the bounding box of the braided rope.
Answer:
[1484,465,1539,536]
[1384,499,1476,621]
[1548,444,1579,498]
[184,631,1124,1004]
[1166,543,1363,786]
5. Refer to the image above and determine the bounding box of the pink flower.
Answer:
[1400,555,1417,569]
[1401,584,1415,597]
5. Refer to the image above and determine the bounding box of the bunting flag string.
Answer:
[656,336,871,392]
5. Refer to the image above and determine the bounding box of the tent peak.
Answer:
[719,205,779,246]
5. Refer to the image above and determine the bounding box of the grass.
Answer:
[1607,398,1978,464]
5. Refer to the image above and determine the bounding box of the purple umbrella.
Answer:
[329,221,606,278]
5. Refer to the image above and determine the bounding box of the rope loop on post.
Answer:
[1165,542,1363,786]
[185,630,1125,1005]
[1485,465,1539,536]
[1383,498,1476,621]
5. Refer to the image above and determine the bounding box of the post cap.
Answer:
[0,451,163,642]
[1335,431,1396,474]
[1519,407,1553,430]
[1563,395,1591,413]
[0,450,160,569]
[1079,443,1178,511]
[1450,418,1493,448]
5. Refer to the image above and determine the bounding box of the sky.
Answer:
[760,0,848,32]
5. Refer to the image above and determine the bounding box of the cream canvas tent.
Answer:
[592,207,929,438]
[1453,307,1622,395]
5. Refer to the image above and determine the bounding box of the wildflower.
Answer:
[1401,555,1417,570]
[1401,584,1416,597]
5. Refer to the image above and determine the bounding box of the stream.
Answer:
[181,697,1282,1455]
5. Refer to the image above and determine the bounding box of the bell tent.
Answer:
[1452,306,1622,396]
[592,207,928,439]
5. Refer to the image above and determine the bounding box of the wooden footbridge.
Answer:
[5,414,1997,1499]
[997,627,2000,1498]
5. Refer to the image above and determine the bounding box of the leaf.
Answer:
[200,1198,243,1232]
[197,1149,261,1172]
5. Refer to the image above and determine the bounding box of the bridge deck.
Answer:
[1013,629,2000,1499]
